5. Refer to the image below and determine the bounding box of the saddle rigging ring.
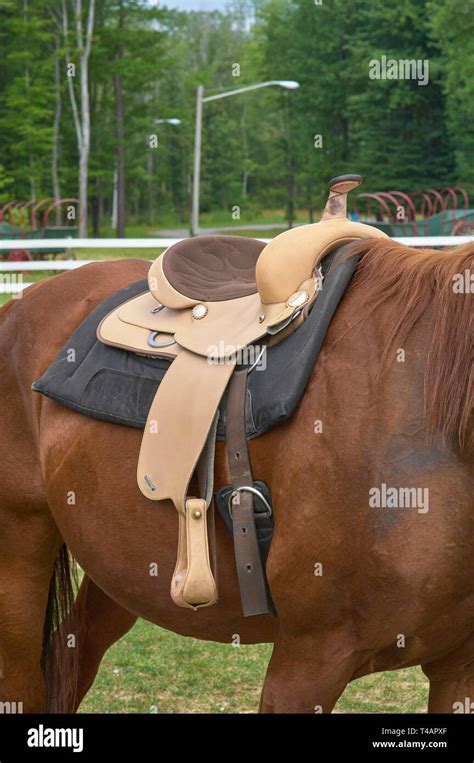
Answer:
[227,485,273,520]
[147,331,176,348]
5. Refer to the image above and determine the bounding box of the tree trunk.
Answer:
[29,156,36,202]
[78,143,89,235]
[111,167,117,230]
[23,1,36,203]
[78,0,95,237]
[285,93,295,229]
[307,168,314,223]
[52,38,62,225]
[241,107,249,199]
[147,151,154,226]
[114,0,125,237]
[180,148,188,224]
[114,70,126,236]
[63,0,95,238]
[91,177,100,236]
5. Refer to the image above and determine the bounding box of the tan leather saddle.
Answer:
[97,175,388,615]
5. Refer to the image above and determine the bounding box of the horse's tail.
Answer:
[42,544,80,713]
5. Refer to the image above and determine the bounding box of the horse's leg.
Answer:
[259,630,357,713]
[422,636,474,713]
[0,513,59,713]
[55,575,137,711]
[0,567,49,712]
[425,670,474,714]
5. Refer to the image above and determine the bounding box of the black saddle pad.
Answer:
[32,249,360,440]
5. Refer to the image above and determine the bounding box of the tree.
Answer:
[0,0,56,201]
[62,0,95,237]
[429,0,474,184]
[0,0,469,230]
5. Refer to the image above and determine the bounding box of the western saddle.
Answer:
[97,175,388,616]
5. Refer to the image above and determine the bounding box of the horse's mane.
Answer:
[343,238,473,453]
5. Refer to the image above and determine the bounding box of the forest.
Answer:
[0,0,472,235]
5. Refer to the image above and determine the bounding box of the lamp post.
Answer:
[191,80,299,236]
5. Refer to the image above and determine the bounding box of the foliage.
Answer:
[0,0,470,231]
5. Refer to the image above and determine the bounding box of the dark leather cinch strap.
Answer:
[226,368,273,616]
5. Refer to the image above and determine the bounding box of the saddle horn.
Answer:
[321,173,362,221]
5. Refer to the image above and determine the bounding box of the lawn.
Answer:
[79,618,429,714]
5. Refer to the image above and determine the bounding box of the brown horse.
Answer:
[0,239,472,714]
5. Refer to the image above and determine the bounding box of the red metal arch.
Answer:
[383,191,418,235]
[437,187,458,211]
[452,217,474,235]
[409,191,434,219]
[42,198,80,228]
[446,187,469,212]
[453,187,469,211]
[31,198,53,229]
[21,199,38,229]
[426,188,447,216]
[12,201,32,230]
[0,200,21,224]
[354,193,395,229]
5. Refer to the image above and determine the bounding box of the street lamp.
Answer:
[191,80,300,236]
[154,118,182,125]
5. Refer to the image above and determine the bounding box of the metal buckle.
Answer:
[147,331,176,348]
[266,309,302,336]
[227,486,272,520]
[247,346,266,375]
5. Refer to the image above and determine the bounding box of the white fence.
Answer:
[0,236,472,293]
[0,237,186,252]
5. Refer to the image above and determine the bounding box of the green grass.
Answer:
[106,208,316,233]
[197,208,316,228]
[74,248,155,261]
[79,619,429,714]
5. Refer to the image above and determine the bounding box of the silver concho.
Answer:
[192,303,208,320]
[287,290,309,308]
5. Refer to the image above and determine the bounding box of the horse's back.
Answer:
[0,259,150,386]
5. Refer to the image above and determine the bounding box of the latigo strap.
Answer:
[226,369,273,617]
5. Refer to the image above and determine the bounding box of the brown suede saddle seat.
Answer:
[160,235,265,302]
[97,175,389,616]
